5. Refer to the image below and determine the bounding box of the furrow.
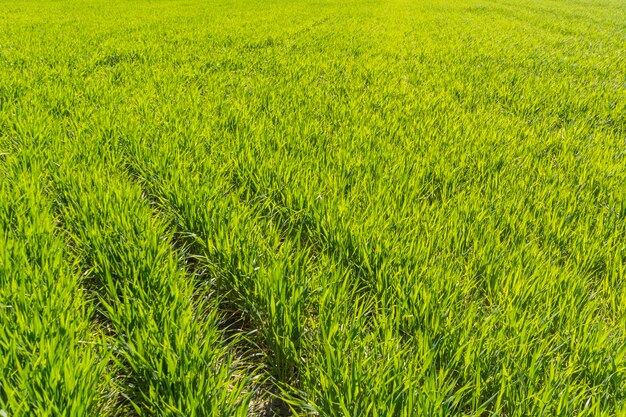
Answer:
[49,137,255,416]
[121,134,323,416]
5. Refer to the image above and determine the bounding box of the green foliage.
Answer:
[1,0,625,415]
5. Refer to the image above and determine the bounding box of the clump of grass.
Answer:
[0,143,109,415]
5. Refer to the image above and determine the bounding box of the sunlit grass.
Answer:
[1,0,625,415]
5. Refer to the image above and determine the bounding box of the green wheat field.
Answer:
[1,0,625,415]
